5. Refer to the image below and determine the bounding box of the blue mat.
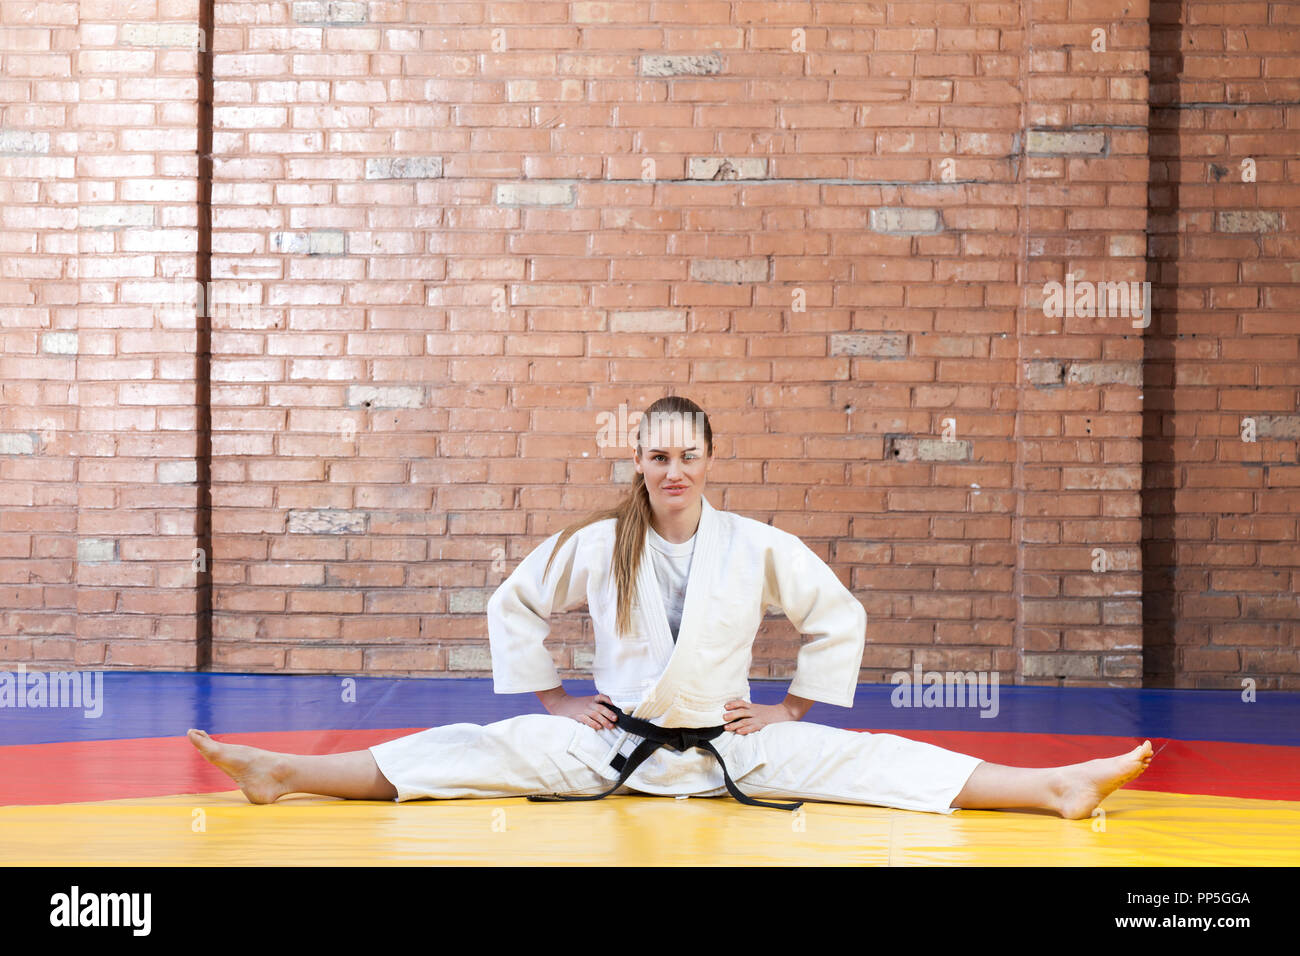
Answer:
[1,671,1296,747]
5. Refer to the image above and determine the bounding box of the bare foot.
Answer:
[1052,740,1154,819]
[187,728,294,805]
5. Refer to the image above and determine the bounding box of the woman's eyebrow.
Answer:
[648,447,699,453]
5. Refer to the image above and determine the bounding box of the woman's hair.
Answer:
[541,395,713,637]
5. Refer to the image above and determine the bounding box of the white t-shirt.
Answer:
[646,524,696,642]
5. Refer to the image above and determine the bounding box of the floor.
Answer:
[2,673,1297,865]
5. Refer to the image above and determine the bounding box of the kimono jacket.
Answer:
[487,495,867,729]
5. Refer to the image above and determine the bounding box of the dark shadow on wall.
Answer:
[195,0,215,669]
[1141,1,1186,687]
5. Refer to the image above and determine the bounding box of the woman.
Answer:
[189,396,1153,818]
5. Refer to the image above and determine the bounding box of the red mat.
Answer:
[2,728,1297,807]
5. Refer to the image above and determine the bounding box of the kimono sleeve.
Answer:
[486,530,593,694]
[764,531,867,708]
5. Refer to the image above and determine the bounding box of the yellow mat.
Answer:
[3,789,1297,866]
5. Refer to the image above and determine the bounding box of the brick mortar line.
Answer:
[1157,101,1300,108]
[70,0,84,651]
[1012,2,1031,685]
[489,178,1013,185]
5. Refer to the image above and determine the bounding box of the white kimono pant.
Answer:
[368,713,984,815]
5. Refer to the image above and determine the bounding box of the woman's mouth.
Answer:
[663,485,687,495]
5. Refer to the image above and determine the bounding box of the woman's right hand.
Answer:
[543,690,619,731]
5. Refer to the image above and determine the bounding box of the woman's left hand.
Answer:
[723,698,798,735]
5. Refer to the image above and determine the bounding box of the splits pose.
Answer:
[189,396,1153,818]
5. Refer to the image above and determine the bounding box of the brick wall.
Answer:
[0,1,1294,688]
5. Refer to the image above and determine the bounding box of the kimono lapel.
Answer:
[634,548,676,669]
[631,495,722,720]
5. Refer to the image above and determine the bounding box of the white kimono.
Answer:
[369,496,982,814]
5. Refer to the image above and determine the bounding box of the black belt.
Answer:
[527,704,803,811]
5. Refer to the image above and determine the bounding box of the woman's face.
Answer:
[634,417,712,520]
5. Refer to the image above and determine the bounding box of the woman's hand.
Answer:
[542,689,619,731]
[723,698,801,735]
